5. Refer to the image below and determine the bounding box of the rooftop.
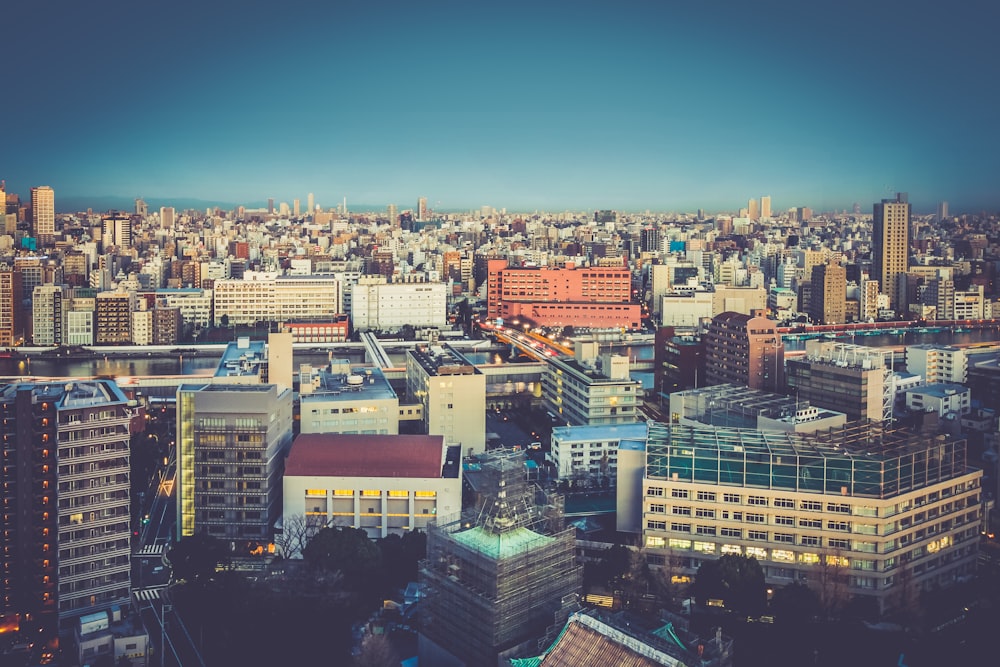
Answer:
[551,422,648,444]
[300,363,397,402]
[906,383,968,398]
[451,525,553,560]
[285,433,448,478]
[214,337,267,377]
[408,343,481,376]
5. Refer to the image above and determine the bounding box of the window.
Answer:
[774,533,794,543]
[775,516,794,526]
[746,546,767,559]
[649,504,665,513]
[697,491,717,502]
[672,506,692,516]
[828,538,851,550]
[746,513,765,523]
[647,520,666,530]
[695,508,715,519]
[801,535,821,547]
[670,523,692,533]
[696,525,716,536]
[799,518,822,529]
[772,549,794,562]
[723,493,742,504]
[693,541,716,554]
[748,496,767,506]
[668,539,692,549]
[748,530,768,541]
[721,527,741,538]
[671,489,689,499]
[773,498,794,509]
[648,487,664,497]
[800,500,822,511]
[827,521,850,532]
[827,503,851,514]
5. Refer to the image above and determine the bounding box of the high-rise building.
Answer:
[872,193,910,312]
[293,199,300,216]
[760,195,771,219]
[0,264,24,346]
[936,201,949,222]
[0,380,132,634]
[307,192,314,213]
[417,196,428,221]
[159,206,175,231]
[176,383,293,542]
[747,198,759,221]
[134,198,147,217]
[640,226,661,253]
[101,214,131,250]
[95,291,135,345]
[809,261,847,325]
[267,198,275,215]
[31,186,55,246]
[703,309,783,391]
[387,203,398,227]
[419,451,581,666]
[31,285,66,346]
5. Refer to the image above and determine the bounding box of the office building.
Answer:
[786,341,892,423]
[419,451,581,666]
[350,281,447,332]
[936,201,949,222]
[904,383,970,417]
[906,344,967,385]
[387,203,398,227]
[640,226,661,253]
[641,421,982,615]
[176,383,293,542]
[406,344,486,455]
[760,195,771,220]
[703,310,783,392]
[549,422,647,484]
[100,214,131,250]
[159,207,175,230]
[31,186,55,245]
[872,193,910,313]
[213,273,342,327]
[299,361,399,435]
[94,291,135,345]
[809,261,847,325]
[667,384,847,434]
[544,342,642,426]
[747,198,759,221]
[417,196,428,221]
[487,259,641,330]
[1,380,132,634]
[282,433,461,544]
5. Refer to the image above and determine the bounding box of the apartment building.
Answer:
[299,362,399,435]
[406,344,486,455]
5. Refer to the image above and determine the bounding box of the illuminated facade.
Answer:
[176,384,293,542]
[406,345,486,456]
[641,422,982,613]
[1,380,132,633]
[30,185,55,246]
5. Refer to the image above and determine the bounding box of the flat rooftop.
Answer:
[552,422,648,443]
[300,365,397,402]
[285,433,447,478]
[408,344,481,376]
[214,338,267,377]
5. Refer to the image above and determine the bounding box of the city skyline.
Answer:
[4,1,999,213]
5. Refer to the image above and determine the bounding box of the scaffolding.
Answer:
[420,450,582,665]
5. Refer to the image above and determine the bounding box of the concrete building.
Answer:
[153,288,213,330]
[31,186,55,245]
[809,261,846,324]
[487,259,641,330]
[31,284,65,345]
[0,264,24,346]
[786,341,893,423]
[351,281,447,332]
[299,361,400,435]
[667,385,847,434]
[543,343,642,426]
[872,193,910,313]
[0,380,132,634]
[95,291,135,345]
[282,433,461,543]
[906,344,968,385]
[904,383,971,418]
[420,451,581,666]
[175,383,294,543]
[406,344,486,455]
[65,310,95,345]
[549,422,648,484]
[703,310,783,392]
[660,291,713,328]
[641,421,982,614]
[213,273,341,327]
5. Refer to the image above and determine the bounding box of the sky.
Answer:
[3,0,998,214]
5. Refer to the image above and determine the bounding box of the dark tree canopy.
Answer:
[302,526,381,587]
[770,582,821,625]
[692,554,767,615]
[167,533,229,584]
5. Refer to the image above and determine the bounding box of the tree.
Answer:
[302,527,381,590]
[379,530,427,590]
[167,533,229,584]
[353,633,399,667]
[770,582,821,626]
[275,514,334,559]
[691,554,767,616]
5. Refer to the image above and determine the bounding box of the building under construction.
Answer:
[419,450,582,666]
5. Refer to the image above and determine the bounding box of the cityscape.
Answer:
[4,2,1000,667]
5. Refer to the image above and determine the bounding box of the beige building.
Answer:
[31,185,55,245]
[641,421,982,614]
[873,194,910,313]
[406,344,486,455]
[299,361,399,435]
[810,261,846,324]
[282,433,461,543]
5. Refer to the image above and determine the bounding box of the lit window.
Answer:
[361,490,381,497]
[305,489,326,497]
[646,536,665,549]
[415,491,437,498]
[333,489,352,496]
[798,553,820,565]
[667,539,691,550]
[388,490,408,498]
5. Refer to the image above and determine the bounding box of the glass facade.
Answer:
[646,422,968,499]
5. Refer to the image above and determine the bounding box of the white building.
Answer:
[905,344,967,385]
[155,288,214,329]
[213,273,341,326]
[543,343,642,426]
[32,284,65,345]
[282,433,462,544]
[904,383,971,417]
[65,310,94,345]
[550,422,648,484]
[351,281,447,332]
[406,344,486,455]
[299,362,400,435]
[660,291,713,328]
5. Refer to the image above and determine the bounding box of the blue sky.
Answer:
[3,0,998,214]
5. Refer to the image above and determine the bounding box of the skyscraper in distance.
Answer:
[307,192,315,213]
[418,196,428,221]
[267,198,275,214]
[747,197,759,221]
[293,199,300,216]
[872,193,910,313]
[937,201,949,222]
[30,186,55,246]
[760,195,771,219]
[160,206,175,230]
[134,197,148,217]
[387,203,398,227]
